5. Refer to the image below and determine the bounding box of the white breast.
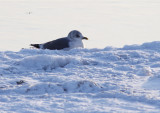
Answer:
[69,39,84,49]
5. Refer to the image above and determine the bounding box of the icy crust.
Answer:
[1,42,160,112]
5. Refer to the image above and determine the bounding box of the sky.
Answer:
[0,0,160,51]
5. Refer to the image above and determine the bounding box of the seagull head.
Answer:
[67,30,88,40]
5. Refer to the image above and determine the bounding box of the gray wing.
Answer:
[43,38,70,50]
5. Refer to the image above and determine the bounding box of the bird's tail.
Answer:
[30,44,40,48]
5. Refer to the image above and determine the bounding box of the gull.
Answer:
[30,30,88,50]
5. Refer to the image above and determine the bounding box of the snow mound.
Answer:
[13,54,102,71]
[143,75,160,90]
[122,41,160,51]
[25,80,102,94]
[136,67,152,76]
[15,55,78,70]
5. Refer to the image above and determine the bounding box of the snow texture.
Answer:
[1,41,160,112]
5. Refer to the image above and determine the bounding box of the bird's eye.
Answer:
[76,34,80,37]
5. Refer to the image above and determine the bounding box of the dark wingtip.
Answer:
[30,44,40,48]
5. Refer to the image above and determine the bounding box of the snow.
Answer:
[1,41,160,112]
